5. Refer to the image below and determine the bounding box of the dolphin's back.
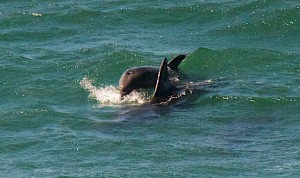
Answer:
[130,67,158,88]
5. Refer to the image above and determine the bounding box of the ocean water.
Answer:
[1,0,299,177]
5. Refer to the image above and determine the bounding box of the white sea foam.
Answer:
[31,13,43,17]
[80,77,148,106]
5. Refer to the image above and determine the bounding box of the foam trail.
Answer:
[80,77,148,106]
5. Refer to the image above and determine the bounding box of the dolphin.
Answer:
[118,55,186,103]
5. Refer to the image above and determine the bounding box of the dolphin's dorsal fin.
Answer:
[167,54,186,70]
[151,58,173,103]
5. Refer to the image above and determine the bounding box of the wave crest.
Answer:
[80,77,148,106]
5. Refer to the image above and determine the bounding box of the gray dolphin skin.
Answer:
[118,54,186,103]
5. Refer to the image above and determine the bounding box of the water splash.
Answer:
[80,77,148,106]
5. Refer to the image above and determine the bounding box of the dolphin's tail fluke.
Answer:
[167,54,186,70]
[151,58,173,104]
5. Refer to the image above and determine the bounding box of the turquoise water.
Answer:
[1,0,299,177]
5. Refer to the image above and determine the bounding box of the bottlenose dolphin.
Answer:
[118,55,186,103]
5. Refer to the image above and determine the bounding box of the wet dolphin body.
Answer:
[118,55,186,103]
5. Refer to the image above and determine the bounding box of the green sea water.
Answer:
[1,0,299,177]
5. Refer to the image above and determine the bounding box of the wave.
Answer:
[80,47,299,108]
[181,47,299,78]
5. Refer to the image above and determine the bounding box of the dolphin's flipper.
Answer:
[151,58,173,104]
[167,54,186,70]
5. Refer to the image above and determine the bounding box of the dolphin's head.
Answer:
[119,67,159,97]
[119,68,136,97]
